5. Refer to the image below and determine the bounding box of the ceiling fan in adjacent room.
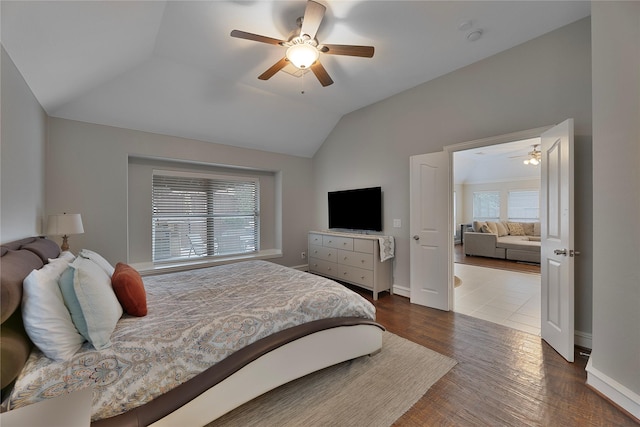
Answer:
[230,0,375,87]
[510,144,542,165]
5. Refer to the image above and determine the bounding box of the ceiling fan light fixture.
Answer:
[523,145,541,166]
[286,43,319,69]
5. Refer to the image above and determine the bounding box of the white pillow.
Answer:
[54,251,76,263]
[78,249,115,277]
[22,258,85,361]
[70,256,123,349]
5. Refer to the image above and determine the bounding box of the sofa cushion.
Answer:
[507,222,526,236]
[496,221,509,237]
[472,221,486,232]
[482,222,498,235]
[496,235,540,251]
[521,222,534,236]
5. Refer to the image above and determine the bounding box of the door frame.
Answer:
[443,125,552,312]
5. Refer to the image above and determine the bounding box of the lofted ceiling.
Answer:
[454,138,542,185]
[1,1,590,158]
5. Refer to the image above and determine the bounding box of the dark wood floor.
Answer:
[350,287,637,426]
[455,243,541,274]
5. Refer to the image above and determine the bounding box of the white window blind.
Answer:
[152,173,259,262]
[508,190,539,221]
[473,191,500,221]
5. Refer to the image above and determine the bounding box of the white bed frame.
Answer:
[151,324,383,426]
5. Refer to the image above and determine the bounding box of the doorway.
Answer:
[410,120,576,361]
[453,139,542,335]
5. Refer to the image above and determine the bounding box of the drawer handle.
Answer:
[361,259,365,263]
[344,256,348,260]
[360,276,365,279]
[327,253,331,257]
[343,242,347,245]
[328,240,332,243]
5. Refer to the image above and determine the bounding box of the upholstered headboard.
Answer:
[0,237,60,394]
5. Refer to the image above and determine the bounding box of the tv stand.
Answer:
[308,231,393,300]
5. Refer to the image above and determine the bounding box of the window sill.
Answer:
[130,249,283,276]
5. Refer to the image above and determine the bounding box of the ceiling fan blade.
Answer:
[321,44,375,58]
[310,61,333,87]
[230,30,285,46]
[258,57,289,80]
[300,0,326,39]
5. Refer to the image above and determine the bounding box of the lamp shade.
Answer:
[47,213,84,236]
[286,43,319,69]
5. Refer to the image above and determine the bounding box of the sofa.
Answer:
[463,220,541,263]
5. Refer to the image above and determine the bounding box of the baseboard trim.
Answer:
[575,330,592,350]
[586,357,640,422]
[393,284,410,298]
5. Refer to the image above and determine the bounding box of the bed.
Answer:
[0,237,384,426]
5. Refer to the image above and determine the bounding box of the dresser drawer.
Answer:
[322,235,353,251]
[338,249,374,270]
[309,258,339,277]
[309,244,336,262]
[353,238,374,254]
[338,265,374,288]
[308,233,323,246]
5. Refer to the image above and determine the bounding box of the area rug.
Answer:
[207,332,457,427]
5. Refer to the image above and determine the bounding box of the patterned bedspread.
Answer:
[6,260,375,421]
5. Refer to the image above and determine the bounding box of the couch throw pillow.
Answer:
[496,221,509,237]
[507,222,526,236]
[472,221,486,233]
[482,221,498,235]
[111,263,147,317]
[522,222,535,236]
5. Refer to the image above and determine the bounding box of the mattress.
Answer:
[5,260,375,422]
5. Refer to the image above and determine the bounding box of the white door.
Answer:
[540,119,575,362]
[409,151,451,310]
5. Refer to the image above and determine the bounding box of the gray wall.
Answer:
[591,1,640,404]
[45,118,314,267]
[0,46,48,243]
[313,19,593,334]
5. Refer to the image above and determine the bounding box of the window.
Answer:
[473,191,500,221]
[508,190,539,221]
[152,172,259,262]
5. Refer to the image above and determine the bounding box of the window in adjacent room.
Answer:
[508,190,540,221]
[472,191,500,221]
[152,171,259,262]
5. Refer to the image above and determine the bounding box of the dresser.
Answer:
[308,231,393,300]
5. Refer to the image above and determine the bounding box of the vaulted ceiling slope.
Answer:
[1,1,590,158]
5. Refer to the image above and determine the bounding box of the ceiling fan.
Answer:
[510,144,542,165]
[230,0,374,87]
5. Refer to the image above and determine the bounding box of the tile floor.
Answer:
[454,263,541,336]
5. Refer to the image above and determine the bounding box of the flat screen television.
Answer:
[328,187,382,232]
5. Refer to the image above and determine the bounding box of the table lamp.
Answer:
[47,213,84,251]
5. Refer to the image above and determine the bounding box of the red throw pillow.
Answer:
[111,263,147,316]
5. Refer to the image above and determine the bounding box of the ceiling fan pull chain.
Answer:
[300,70,306,95]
